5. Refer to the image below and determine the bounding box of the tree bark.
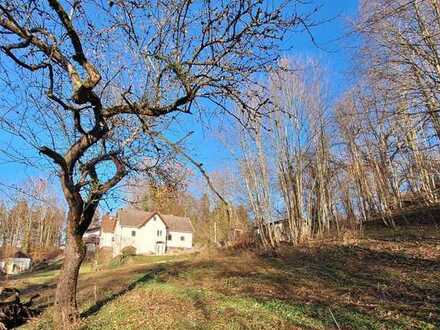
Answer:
[54,211,86,328]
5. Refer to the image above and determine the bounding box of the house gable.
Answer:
[117,208,159,228]
[134,213,167,253]
[139,212,166,230]
[112,208,193,255]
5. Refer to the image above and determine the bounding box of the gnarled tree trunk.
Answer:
[53,211,86,327]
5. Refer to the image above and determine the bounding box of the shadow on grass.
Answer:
[5,259,62,284]
[32,260,63,273]
[165,239,439,327]
[10,225,440,329]
[261,244,440,326]
[365,223,440,243]
[19,282,57,298]
[80,264,168,318]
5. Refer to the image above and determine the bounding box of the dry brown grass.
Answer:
[8,223,440,329]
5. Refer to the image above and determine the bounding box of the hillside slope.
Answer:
[13,225,440,329]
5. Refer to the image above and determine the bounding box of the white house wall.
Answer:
[113,224,136,256]
[112,214,193,256]
[112,222,124,256]
[167,231,192,249]
[135,214,167,254]
[112,214,167,256]
[100,232,113,248]
[84,229,100,238]
[0,258,31,274]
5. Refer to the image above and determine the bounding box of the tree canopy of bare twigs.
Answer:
[356,0,440,140]
[0,0,318,326]
[236,52,440,249]
[0,178,64,256]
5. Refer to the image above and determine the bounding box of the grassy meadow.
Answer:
[4,224,439,330]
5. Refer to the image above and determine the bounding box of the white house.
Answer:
[0,251,32,275]
[83,225,101,252]
[100,214,116,249]
[111,208,193,256]
[254,218,290,243]
[84,226,100,238]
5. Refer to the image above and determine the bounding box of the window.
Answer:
[167,234,172,241]
[157,230,162,237]
[180,236,185,241]
[131,230,136,237]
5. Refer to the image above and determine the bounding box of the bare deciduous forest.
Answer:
[0,0,439,329]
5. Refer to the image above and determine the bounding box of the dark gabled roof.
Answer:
[117,209,157,228]
[86,226,101,233]
[117,208,193,233]
[160,214,193,233]
[13,251,30,259]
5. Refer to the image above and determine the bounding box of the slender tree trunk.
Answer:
[54,211,86,328]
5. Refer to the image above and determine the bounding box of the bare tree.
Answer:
[0,0,317,326]
[356,0,440,140]
[330,0,440,226]
[237,58,337,246]
[0,178,64,255]
[335,79,440,227]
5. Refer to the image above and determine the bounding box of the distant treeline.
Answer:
[0,178,64,258]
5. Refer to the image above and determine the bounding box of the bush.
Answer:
[29,247,63,263]
[121,246,136,257]
[107,246,137,269]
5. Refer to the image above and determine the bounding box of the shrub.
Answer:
[121,246,136,257]
[29,247,63,263]
[108,246,137,269]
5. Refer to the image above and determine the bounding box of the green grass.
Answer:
[16,224,440,329]
[83,282,323,330]
[108,254,183,268]
[82,281,436,330]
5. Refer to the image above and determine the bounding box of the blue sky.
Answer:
[0,1,360,207]
[180,0,360,173]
